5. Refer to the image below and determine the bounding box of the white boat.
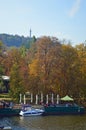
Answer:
[19,104,44,117]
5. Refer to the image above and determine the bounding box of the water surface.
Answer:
[0,115,86,130]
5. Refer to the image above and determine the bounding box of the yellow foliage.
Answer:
[29,59,39,76]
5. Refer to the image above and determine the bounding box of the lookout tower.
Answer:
[30,28,32,38]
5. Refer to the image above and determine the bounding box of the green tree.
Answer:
[0,76,6,93]
[9,63,25,103]
[19,46,27,57]
[0,40,4,55]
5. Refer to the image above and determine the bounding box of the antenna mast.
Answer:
[30,28,32,38]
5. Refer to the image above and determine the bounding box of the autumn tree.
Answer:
[0,41,6,73]
[59,44,80,97]
[1,35,86,105]
[29,36,62,95]
[4,48,29,102]
[2,48,21,75]
[0,41,6,92]
[75,43,86,100]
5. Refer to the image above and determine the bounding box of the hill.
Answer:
[0,33,34,47]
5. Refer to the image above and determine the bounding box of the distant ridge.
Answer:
[0,33,32,47]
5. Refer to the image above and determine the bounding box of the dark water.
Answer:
[0,115,86,130]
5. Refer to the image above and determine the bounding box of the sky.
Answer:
[0,0,86,45]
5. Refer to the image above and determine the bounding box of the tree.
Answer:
[59,44,80,97]
[29,36,61,95]
[0,40,5,55]
[0,76,6,93]
[9,63,25,102]
[75,44,86,99]
[3,48,22,75]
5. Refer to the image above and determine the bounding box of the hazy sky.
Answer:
[0,0,86,45]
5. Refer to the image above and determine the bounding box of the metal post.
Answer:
[51,93,54,104]
[57,94,59,104]
[46,94,48,104]
[24,94,26,104]
[35,94,38,104]
[19,93,22,104]
[41,92,43,103]
[31,93,33,103]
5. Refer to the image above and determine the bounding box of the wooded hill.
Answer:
[0,33,36,48]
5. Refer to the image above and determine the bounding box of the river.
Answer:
[0,115,86,130]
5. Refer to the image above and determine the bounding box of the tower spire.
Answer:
[30,28,32,38]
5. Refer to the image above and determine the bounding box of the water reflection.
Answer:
[0,115,86,130]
